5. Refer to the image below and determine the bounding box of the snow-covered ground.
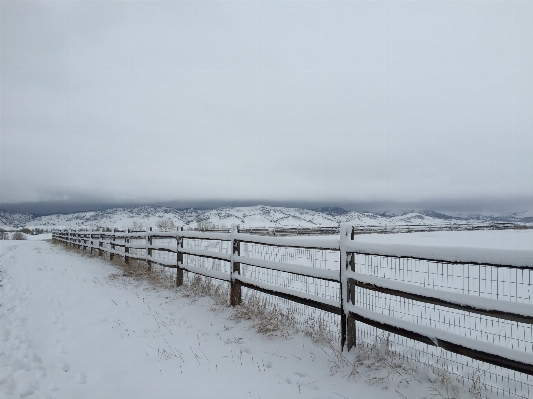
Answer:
[352,229,533,251]
[25,233,53,241]
[258,228,533,249]
[0,239,453,399]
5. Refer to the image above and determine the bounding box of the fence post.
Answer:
[110,228,115,261]
[346,226,356,351]
[147,227,153,270]
[340,223,356,352]
[340,224,346,351]
[176,226,183,287]
[230,224,242,306]
[124,229,130,264]
[90,230,94,254]
[98,229,103,257]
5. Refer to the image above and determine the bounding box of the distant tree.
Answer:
[20,228,32,234]
[0,229,9,240]
[12,231,26,240]
[197,220,215,231]
[130,221,144,231]
[156,218,175,232]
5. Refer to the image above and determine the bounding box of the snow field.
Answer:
[1,240,456,399]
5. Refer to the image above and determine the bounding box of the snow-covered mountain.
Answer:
[1,205,532,231]
[0,210,35,229]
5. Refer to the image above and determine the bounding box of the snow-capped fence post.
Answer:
[147,227,153,270]
[340,223,356,351]
[346,226,356,351]
[98,229,103,257]
[124,229,130,264]
[176,226,184,287]
[110,228,116,261]
[230,224,242,306]
[339,223,347,350]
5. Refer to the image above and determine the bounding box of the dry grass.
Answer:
[52,239,174,289]
[108,257,175,290]
[230,293,298,339]
[179,274,229,308]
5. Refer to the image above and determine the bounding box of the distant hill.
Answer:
[0,205,531,230]
[0,210,35,229]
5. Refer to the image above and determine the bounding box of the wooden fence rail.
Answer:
[52,225,533,383]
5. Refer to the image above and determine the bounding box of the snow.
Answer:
[234,255,339,281]
[235,232,339,250]
[347,271,533,319]
[180,231,231,241]
[26,233,53,241]
[1,240,410,399]
[233,274,340,310]
[177,262,230,282]
[345,230,533,267]
[345,304,533,368]
[180,247,231,262]
[146,255,176,268]
[2,237,529,398]
[351,229,533,251]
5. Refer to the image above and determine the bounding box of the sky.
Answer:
[1,1,532,215]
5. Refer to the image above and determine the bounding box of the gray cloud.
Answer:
[1,1,532,213]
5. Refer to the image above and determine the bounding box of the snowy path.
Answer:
[0,240,413,399]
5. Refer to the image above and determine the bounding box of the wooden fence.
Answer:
[52,225,533,397]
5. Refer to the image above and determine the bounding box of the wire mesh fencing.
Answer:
[345,250,533,399]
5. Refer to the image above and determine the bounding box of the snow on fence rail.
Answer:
[53,225,533,398]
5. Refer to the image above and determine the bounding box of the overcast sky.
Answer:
[1,1,532,214]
